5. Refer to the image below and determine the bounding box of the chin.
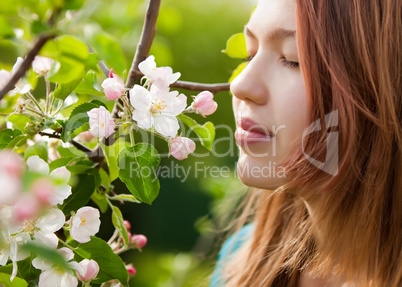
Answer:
[236,155,288,190]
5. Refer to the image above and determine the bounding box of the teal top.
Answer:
[209,224,254,287]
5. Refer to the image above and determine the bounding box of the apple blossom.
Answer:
[32,56,59,77]
[87,106,116,138]
[130,84,187,137]
[76,259,99,282]
[26,156,72,206]
[191,91,218,116]
[123,220,131,231]
[101,70,125,100]
[10,57,32,95]
[130,234,147,249]
[0,69,12,91]
[0,151,23,205]
[32,247,79,287]
[70,207,101,243]
[169,136,196,160]
[3,208,65,281]
[138,55,181,88]
[126,264,136,277]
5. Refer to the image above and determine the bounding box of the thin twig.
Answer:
[171,80,230,94]
[0,34,56,101]
[125,0,161,89]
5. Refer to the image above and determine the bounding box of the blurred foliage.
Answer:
[0,0,256,285]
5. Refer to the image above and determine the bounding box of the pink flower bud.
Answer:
[87,106,116,138]
[76,259,99,282]
[101,71,125,100]
[126,264,136,277]
[0,150,25,177]
[170,137,196,160]
[123,220,131,231]
[131,234,147,249]
[192,91,218,116]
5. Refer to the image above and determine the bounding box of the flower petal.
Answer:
[27,156,49,175]
[129,85,152,111]
[132,110,153,129]
[154,114,180,137]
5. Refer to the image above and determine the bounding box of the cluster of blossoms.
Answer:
[87,55,218,160]
[0,151,102,286]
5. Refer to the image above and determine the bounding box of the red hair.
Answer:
[222,0,402,286]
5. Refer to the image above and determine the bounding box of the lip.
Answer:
[235,117,275,145]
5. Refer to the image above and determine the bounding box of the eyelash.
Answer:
[244,55,300,69]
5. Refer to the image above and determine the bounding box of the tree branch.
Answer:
[171,80,230,94]
[39,131,104,163]
[125,0,161,88]
[0,34,56,101]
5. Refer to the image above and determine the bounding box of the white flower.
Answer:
[32,56,59,77]
[32,247,79,287]
[169,137,196,160]
[101,71,125,100]
[0,69,12,91]
[87,106,116,138]
[138,55,181,88]
[70,207,100,243]
[130,84,187,137]
[26,156,72,206]
[2,208,65,281]
[9,57,32,95]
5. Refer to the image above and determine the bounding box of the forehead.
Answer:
[247,0,296,36]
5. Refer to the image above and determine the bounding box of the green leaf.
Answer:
[222,33,248,59]
[229,61,247,82]
[0,16,15,38]
[47,57,86,84]
[90,32,127,75]
[41,36,89,84]
[91,191,109,213]
[117,144,160,205]
[49,156,78,171]
[0,273,27,287]
[177,114,215,151]
[112,206,130,248]
[60,102,98,142]
[59,173,96,215]
[7,114,32,131]
[108,194,140,203]
[20,242,70,270]
[24,141,48,161]
[0,128,23,150]
[16,256,41,285]
[70,237,129,286]
[100,138,129,182]
[53,70,86,100]
[63,0,85,10]
[57,144,87,158]
[75,71,104,96]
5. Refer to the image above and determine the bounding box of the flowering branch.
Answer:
[171,80,230,94]
[0,34,55,101]
[125,0,161,89]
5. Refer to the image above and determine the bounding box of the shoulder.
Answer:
[210,224,255,287]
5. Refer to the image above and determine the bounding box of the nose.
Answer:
[230,57,268,105]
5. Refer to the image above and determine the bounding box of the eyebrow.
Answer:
[244,25,296,41]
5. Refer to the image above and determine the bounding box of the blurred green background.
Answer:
[0,0,256,285]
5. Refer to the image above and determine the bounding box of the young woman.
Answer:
[211,0,401,286]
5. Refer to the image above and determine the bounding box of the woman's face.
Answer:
[231,0,310,189]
